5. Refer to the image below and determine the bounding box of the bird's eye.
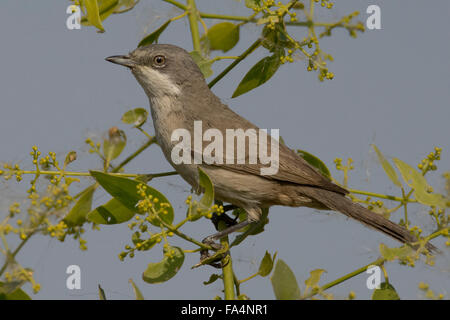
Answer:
[153,55,166,67]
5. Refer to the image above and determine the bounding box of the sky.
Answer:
[0,0,449,300]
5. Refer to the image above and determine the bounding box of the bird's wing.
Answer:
[192,100,348,195]
[202,141,348,195]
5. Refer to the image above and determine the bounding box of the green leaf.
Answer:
[138,20,171,47]
[82,0,118,20]
[297,150,331,179]
[232,53,282,98]
[190,51,214,78]
[245,0,262,9]
[89,171,174,226]
[258,251,277,277]
[87,198,134,224]
[261,24,294,52]
[83,0,106,32]
[64,185,96,226]
[270,259,301,300]
[0,282,31,300]
[132,231,158,251]
[198,168,214,207]
[393,158,448,209]
[121,108,148,127]
[372,282,400,300]
[103,128,127,161]
[292,2,304,9]
[81,0,119,26]
[114,0,138,13]
[142,246,185,284]
[64,151,77,167]
[129,279,144,300]
[233,208,248,232]
[205,22,240,52]
[304,269,326,292]
[203,274,221,285]
[379,243,414,262]
[98,284,107,300]
[187,168,215,221]
[231,208,269,246]
[372,145,402,187]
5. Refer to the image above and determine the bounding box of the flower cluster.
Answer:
[417,147,441,173]
[418,282,445,300]
[333,157,354,171]
[119,184,173,261]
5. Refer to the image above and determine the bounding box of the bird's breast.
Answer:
[149,96,200,189]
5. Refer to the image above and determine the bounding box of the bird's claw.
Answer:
[192,237,228,269]
[202,236,222,249]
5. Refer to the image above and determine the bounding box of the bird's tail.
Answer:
[300,187,436,252]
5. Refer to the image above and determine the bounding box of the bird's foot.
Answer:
[192,237,228,269]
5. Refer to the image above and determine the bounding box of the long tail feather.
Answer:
[301,187,436,252]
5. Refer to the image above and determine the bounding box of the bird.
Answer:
[106,43,434,256]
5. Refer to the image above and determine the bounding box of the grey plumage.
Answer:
[106,44,434,251]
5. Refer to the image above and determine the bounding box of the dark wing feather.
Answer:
[186,96,347,195]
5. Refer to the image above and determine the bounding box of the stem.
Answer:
[309,0,315,21]
[163,0,362,30]
[73,137,157,200]
[302,257,385,299]
[113,0,140,14]
[19,170,141,178]
[0,230,9,253]
[218,221,235,300]
[426,227,449,241]
[208,38,262,88]
[233,273,241,296]
[183,248,202,253]
[154,214,212,250]
[401,188,409,227]
[162,0,186,11]
[187,0,201,52]
[380,264,389,284]
[212,56,240,62]
[136,127,153,140]
[163,0,254,22]
[200,12,254,22]
[238,272,259,284]
[348,189,417,203]
[0,231,36,277]
[112,137,156,173]
[170,10,189,23]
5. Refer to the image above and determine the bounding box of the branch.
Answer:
[302,258,385,299]
[187,0,201,51]
[208,38,262,88]
[218,221,235,300]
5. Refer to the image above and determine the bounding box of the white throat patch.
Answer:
[134,65,181,98]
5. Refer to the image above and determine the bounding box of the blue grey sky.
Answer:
[0,1,449,299]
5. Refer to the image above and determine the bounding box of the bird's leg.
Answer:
[211,208,238,230]
[199,219,253,268]
[203,220,252,245]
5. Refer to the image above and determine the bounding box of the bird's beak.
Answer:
[105,55,137,68]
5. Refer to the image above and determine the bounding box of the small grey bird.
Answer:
[106,44,431,252]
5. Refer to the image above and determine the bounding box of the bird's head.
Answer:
[106,44,205,98]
